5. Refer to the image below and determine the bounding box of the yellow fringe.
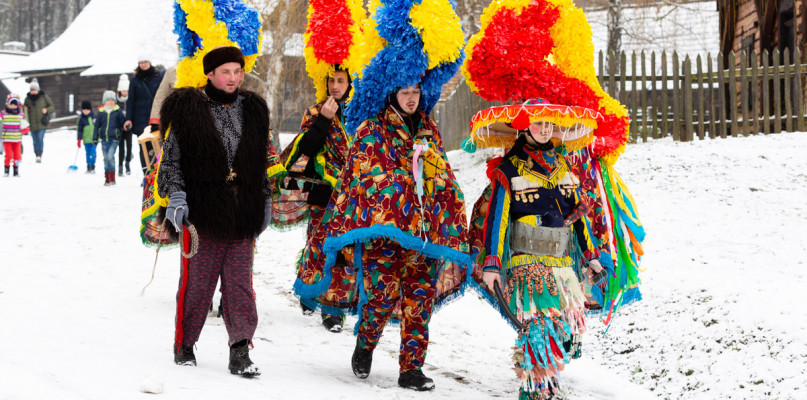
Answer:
[509,253,575,269]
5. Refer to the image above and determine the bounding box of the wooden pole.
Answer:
[762,49,771,135]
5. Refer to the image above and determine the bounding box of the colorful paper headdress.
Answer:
[462,0,630,165]
[303,0,367,103]
[345,0,466,135]
[173,0,263,88]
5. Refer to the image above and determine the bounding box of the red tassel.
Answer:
[174,229,192,350]
[486,156,504,180]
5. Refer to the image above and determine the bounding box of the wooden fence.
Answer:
[434,48,807,150]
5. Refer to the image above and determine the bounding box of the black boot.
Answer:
[12,166,19,177]
[229,340,260,376]
[300,301,315,316]
[118,166,124,177]
[398,369,435,391]
[351,339,373,379]
[322,314,343,333]
[125,161,131,175]
[3,166,8,177]
[174,344,197,366]
[90,165,96,174]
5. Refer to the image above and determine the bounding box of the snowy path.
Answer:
[1,127,804,399]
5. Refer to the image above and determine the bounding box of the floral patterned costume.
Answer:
[295,105,470,372]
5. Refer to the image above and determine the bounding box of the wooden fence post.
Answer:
[640,50,648,142]
[662,51,669,138]
[630,51,638,141]
[696,54,706,139]
[750,50,760,135]
[672,51,680,140]
[773,48,782,133]
[728,51,739,136]
[598,50,605,88]
[651,51,659,138]
[739,50,750,136]
[784,47,794,132]
[609,51,618,99]
[762,50,771,135]
[707,53,717,138]
[717,52,728,138]
[683,55,694,141]
[795,47,805,131]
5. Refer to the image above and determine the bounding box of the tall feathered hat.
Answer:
[172,0,263,88]
[303,0,367,103]
[345,0,466,135]
[462,0,630,165]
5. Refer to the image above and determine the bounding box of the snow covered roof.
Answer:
[587,1,719,71]
[12,0,178,77]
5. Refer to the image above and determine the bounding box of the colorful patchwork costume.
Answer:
[462,0,646,398]
[293,0,469,390]
[278,0,367,329]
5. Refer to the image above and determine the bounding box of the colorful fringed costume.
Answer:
[462,0,645,398]
[293,0,469,382]
[274,0,367,325]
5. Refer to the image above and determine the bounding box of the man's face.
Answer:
[328,71,350,102]
[396,85,421,115]
[139,61,151,70]
[207,62,244,94]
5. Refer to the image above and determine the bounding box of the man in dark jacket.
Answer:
[157,46,285,377]
[124,54,164,175]
[23,79,54,163]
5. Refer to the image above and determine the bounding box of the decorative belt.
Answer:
[509,221,570,258]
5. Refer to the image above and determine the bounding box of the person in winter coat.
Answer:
[124,53,165,174]
[76,100,97,174]
[1,94,27,177]
[157,46,285,377]
[23,78,54,163]
[147,65,176,134]
[93,90,126,186]
[116,74,132,176]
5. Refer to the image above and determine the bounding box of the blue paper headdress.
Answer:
[344,0,465,134]
[173,0,263,88]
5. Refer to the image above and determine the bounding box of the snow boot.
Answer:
[351,339,373,379]
[398,369,435,391]
[109,171,116,185]
[3,166,8,177]
[90,165,96,174]
[322,314,343,333]
[12,166,19,177]
[174,344,197,366]
[104,171,111,186]
[85,165,92,174]
[229,340,260,377]
[35,155,41,163]
[118,167,124,177]
[125,161,131,175]
[300,301,315,316]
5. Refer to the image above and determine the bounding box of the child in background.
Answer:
[1,94,28,177]
[93,90,126,186]
[77,100,96,174]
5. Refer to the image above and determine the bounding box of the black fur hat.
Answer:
[203,46,245,75]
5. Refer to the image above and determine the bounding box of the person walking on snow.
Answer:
[124,53,164,175]
[23,78,54,163]
[157,46,284,377]
[93,91,125,186]
[77,100,97,174]
[1,94,28,177]
[116,74,132,177]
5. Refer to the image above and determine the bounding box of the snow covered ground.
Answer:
[0,128,804,399]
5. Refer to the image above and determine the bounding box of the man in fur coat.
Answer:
[157,46,285,377]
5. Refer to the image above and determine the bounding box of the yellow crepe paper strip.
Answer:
[344,0,385,81]
[409,0,464,69]
[176,0,261,89]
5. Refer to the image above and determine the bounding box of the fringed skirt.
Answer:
[504,253,587,398]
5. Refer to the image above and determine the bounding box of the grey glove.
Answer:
[260,197,272,234]
[165,191,188,234]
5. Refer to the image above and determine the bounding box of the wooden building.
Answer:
[719,0,807,64]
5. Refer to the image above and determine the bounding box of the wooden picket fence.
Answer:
[434,48,807,150]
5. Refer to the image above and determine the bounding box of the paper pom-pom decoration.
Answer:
[462,0,629,164]
[345,0,465,135]
[304,0,367,103]
[173,0,263,89]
